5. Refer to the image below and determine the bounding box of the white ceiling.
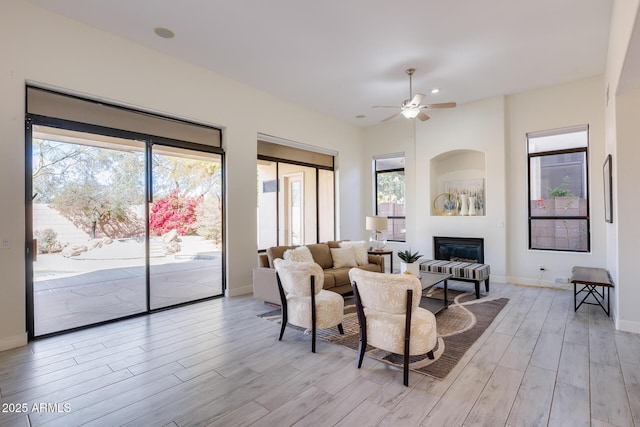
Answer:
[27,0,613,127]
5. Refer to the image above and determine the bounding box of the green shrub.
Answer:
[35,228,63,254]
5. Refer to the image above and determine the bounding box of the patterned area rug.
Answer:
[258,286,508,380]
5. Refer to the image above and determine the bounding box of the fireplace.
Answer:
[434,237,484,264]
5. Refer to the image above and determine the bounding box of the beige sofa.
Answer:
[253,241,384,304]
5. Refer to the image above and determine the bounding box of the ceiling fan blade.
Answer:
[422,102,457,109]
[372,105,401,109]
[381,112,400,122]
[409,93,425,106]
[417,111,430,121]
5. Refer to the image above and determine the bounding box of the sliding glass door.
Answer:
[31,126,147,335]
[28,123,224,337]
[256,138,335,250]
[149,146,223,309]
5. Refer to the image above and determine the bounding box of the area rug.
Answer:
[258,286,508,380]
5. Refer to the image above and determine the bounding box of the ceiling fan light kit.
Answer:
[373,68,456,122]
[401,108,420,119]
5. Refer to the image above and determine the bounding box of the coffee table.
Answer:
[419,271,452,314]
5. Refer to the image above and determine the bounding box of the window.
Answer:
[374,155,405,242]
[528,125,589,252]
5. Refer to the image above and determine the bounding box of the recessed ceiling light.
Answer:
[356,114,366,119]
[431,88,440,94]
[154,27,175,39]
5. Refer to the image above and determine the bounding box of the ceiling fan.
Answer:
[373,68,456,122]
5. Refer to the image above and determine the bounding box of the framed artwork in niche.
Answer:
[443,178,484,216]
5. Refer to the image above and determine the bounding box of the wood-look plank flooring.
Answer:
[0,282,638,426]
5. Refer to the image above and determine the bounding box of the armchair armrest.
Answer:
[368,254,384,273]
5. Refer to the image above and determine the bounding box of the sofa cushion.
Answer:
[339,241,368,265]
[307,243,333,269]
[283,246,314,263]
[267,245,296,268]
[330,247,358,268]
[325,267,350,289]
[357,263,384,273]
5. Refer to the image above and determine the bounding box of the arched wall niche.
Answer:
[430,149,486,216]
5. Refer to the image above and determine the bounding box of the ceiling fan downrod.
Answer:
[406,68,416,100]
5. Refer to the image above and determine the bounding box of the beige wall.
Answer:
[0,0,363,350]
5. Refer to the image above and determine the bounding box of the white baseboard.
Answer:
[0,332,28,351]
[506,276,571,289]
[616,318,640,334]
[489,275,506,284]
[227,284,253,298]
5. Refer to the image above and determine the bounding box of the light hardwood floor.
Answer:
[1,282,639,426]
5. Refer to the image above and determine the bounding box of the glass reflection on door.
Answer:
[31,126,146,335]
[149,146,223,309]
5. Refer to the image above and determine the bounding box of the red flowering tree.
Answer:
[149,189,202,236]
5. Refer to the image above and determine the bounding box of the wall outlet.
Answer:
[0,237,10,249]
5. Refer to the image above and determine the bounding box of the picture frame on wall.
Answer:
[603,154,613,223]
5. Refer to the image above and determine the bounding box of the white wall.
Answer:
[417,97,507,281]
[615,89,640,332]
[506,76,606,287]
[604,0,640,333]
[364,77,607,292]
[361,119,416,266]
[362,97,507,278]
[0,0,363,350]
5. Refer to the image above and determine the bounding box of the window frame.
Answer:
[527,126,590,253]
[374,155,406,243]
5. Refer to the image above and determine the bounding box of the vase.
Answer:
[400,262,420,276]
[468,196,477,216]
[459,194,469,216]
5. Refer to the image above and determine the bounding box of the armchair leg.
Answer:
[404,289,413,387]
[403,354,409,387]
[357,340,366,368]
[485,277,490,293]
[338,323,344,335]
[276,273,288,341]
[427,350,434,360]
[311,276,317,353]
[353,283,367,369]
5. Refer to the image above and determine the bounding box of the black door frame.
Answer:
[25,114,225,340]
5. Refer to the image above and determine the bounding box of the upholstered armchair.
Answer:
[274,259,344,352]
[349,268,438,386]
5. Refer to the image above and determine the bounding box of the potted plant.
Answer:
[398,249,423,276]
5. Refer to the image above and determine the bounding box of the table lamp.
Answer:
[366,216,388,250]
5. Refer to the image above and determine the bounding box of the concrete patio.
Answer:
[33,237,223,335]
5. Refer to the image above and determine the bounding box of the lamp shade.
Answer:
[365,216,388,231]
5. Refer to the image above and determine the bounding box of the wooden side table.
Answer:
[571,266,614,316]
[368,249,393,273]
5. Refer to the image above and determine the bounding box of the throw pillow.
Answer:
[283,246,314,263]
[330,247,358,268]
[340,240,369,266]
